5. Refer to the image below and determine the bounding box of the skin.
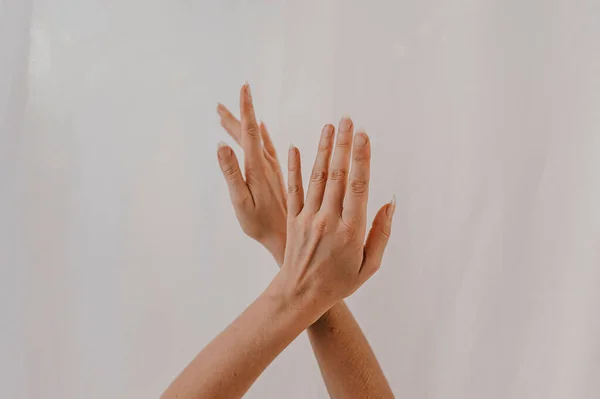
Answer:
[213,84,395,398]
[161,83,395,399]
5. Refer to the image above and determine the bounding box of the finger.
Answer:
[323,116,354,213]
[304,124,335,213]
[342,132,371,229]
[259,122,286,203]
[287,145,304,218]
[239,83,263,161]
[276,165,287,212]
[359,197,396,281]
[217,103,242,145]
[260,122,278,160]
[217,141,252,206]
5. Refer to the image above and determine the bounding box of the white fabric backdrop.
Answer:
[2,0,600,398]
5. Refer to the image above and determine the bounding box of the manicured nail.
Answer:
[340,116,352,131]
[216,103,225,115]
[323,124,334,137]
[217,141,229,159]
[354,132,367,147]
[245,82,252,100]
[288,144,297,165]
[387,194,396,218]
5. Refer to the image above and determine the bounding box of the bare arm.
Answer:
[308,302,394,398]
[215,85,395,398]
[163,88,394,398]
[161,279,317,399]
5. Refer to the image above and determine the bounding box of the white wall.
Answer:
[1,1,33,398]
[3,0,600,398]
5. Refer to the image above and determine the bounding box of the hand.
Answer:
[216,84,287,264]
[275,118,395,318]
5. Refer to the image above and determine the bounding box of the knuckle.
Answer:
[311,170,327,183]
[348,179,368,195]
[354,153,369,163]
[341,220,357,239]
[336,139,351,148]
[329,168,347,181]
[223,165,241,180]
[288,184,300,195]
[246,124,259,137]
[379,225,391,239]
[313,217,329,235]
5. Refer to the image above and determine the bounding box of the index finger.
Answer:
[239,83,262,160]
[217,103,242,145]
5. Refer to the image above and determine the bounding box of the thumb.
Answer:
[359,196,396,281]
[217,141,252,206]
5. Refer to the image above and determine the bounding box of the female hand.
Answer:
[216,84,287,264]
[275,118,395,318]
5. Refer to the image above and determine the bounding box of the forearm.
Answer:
[270,246,392,398]
[269,248,393,398]
[308,301,394,399]
[162,277,317,399]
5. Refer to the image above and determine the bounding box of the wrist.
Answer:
[311,301,345,327]
[265,272,331,326]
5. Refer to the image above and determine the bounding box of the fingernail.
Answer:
[288,144,297,164]
[387,194,396,218]
[340,116,352,131]
[245,82,252,100]
[217,141,229,159]
[354,132,367,147]
[323,124,334,137]
[216,103,225,115]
